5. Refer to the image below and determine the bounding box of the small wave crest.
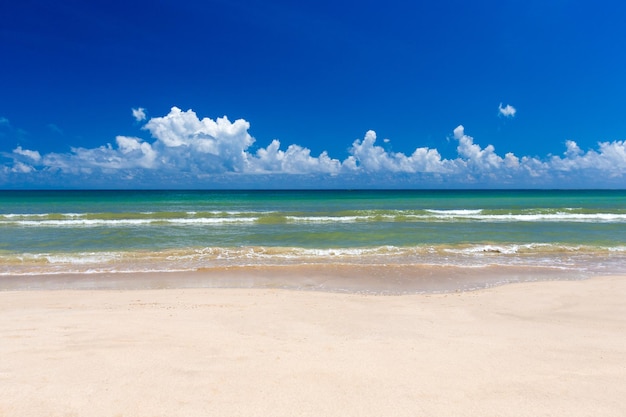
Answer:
[2,243,626,276]
[3,207,626,227]
[425,209,484,215]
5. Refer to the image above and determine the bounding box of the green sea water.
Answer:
[1,190,626,279]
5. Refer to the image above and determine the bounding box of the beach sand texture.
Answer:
[1,275,625,417]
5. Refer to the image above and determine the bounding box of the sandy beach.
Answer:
[1,275,625,417]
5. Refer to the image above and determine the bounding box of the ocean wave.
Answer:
[2,243,626,276]
[0,217,259,227]
[284,215,369,223]
[425,209,484,215]
[2,208,626,227]
[465,213,626,222]
[441,243,588,255]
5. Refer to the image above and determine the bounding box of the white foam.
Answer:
[285,216,369,223]
[423,211,626,222]
[425,209,483,215]
[479,213,626,222]
[608,246,626,252]
[3,209,626,226]
[445,244,521,255]
[5,217,259,227]
[3,242,626,277]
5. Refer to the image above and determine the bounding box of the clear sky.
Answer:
[1,0,625,189]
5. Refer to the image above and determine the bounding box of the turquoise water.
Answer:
[1,190,626,278]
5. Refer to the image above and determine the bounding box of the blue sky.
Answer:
[1,0,626,188]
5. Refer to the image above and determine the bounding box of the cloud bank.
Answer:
[2,107,626,188]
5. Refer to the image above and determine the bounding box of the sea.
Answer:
[1,189,626,292]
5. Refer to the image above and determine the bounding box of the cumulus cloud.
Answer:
[348,130,448,173]
[13,146,41,162]
[11,162,35,173]
[4,147,42,176]
[498,103,516,117]
[453,125,521,172]
[132,107,147,122]
[550,139,626,177]
[143,107,256,173]
[2,106,626,188]
[248,140,343,174]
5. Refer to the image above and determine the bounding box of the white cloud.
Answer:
[132,107,147,122]
[498,103,516,117]
[11,162,34,173]
[451,125,535,182]
[348,130,449,173]
[454,125,506,170]
[3,106,626,188]
[13,146,41,162]
[248,140,343,174]
[144,107,255,172]
[550,139,626,177]
[115,136,158,168]
[31,137,156,176]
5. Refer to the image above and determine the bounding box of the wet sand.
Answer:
[1,274,625,416]
[0,263,580,294]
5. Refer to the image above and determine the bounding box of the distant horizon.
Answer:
[2,188,626,192]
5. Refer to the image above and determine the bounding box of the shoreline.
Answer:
[0,263,594,294]
[1,274,625,416]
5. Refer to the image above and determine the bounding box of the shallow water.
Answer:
[1,190,625,290]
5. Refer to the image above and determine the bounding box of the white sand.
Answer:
[1,275,625,416]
